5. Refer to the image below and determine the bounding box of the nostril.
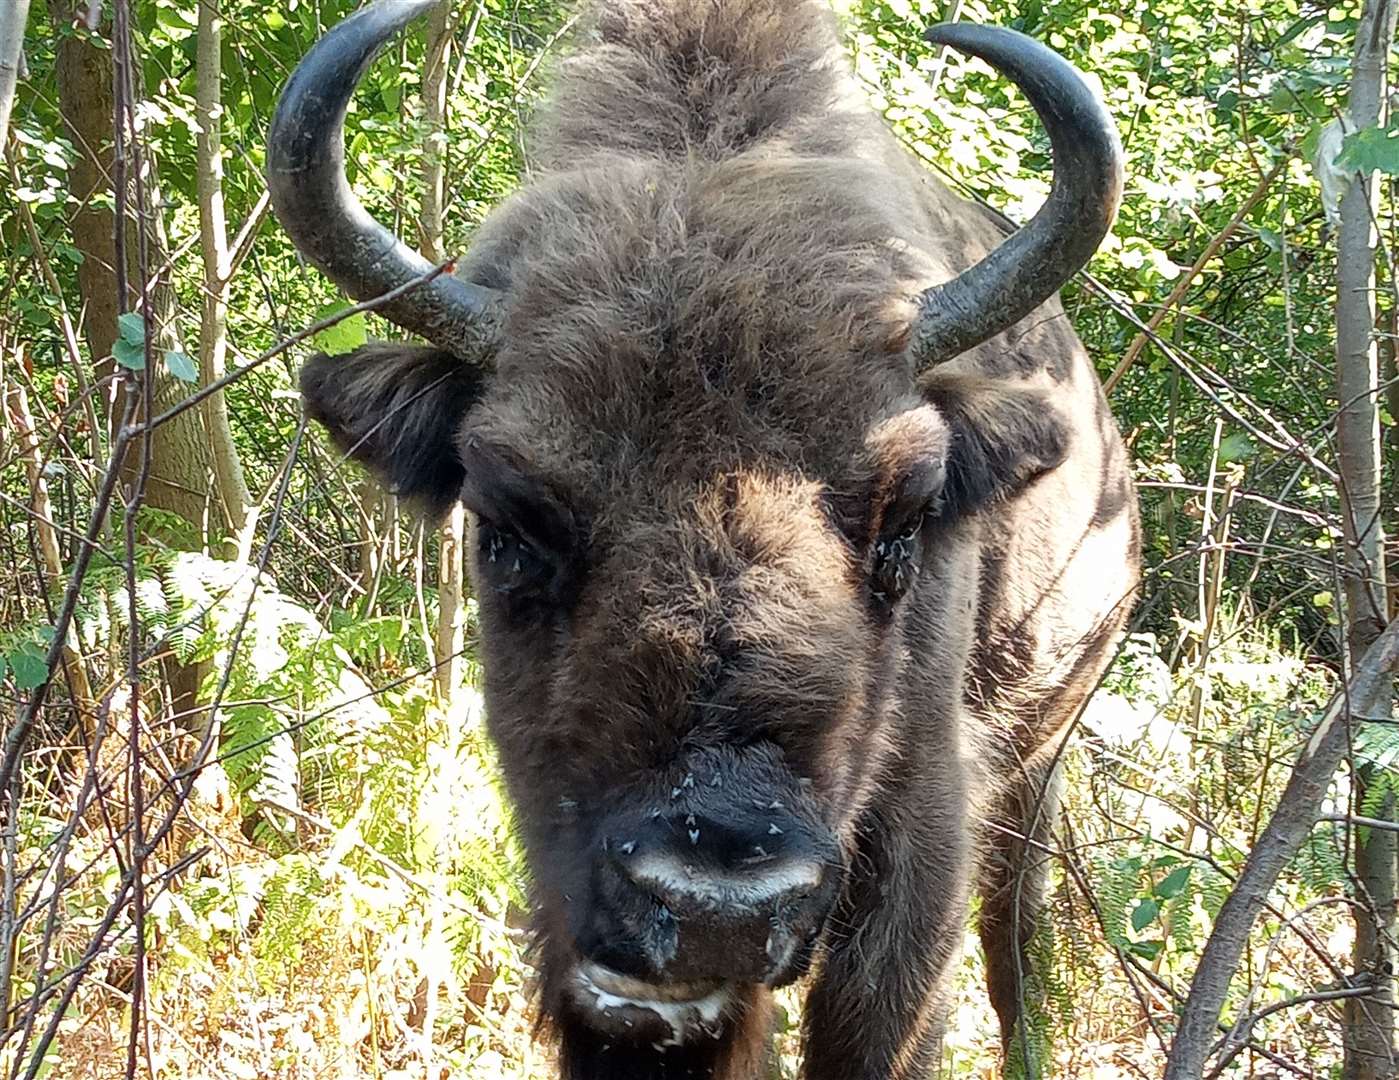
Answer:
[603,806,835,906]
[626,851,826,915]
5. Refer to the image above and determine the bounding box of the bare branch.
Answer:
[136,258,458,435]
[1103,153,1289,396]
[1164,617,1399,1079]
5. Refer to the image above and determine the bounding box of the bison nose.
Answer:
[601,810,839,986]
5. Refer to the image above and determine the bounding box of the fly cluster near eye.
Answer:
[473,510,583,616]
[871,512,929,607]
[481,523,538,589]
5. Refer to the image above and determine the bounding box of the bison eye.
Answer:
[476,518,568,613]
[867,451,944,608]
[481,521,535,580]
[460,439,585,616]
[472,503,585,617]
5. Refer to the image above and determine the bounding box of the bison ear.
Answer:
[923,373,1069,519]
[299,344,486,516]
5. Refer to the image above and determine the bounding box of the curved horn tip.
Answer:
[908,21,1125,365]
[267,0,499,359]
[269,0,443,139]
[918,22,1123,183]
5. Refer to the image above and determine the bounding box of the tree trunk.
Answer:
[356,478,388,610]
[1381,305,1399,622]
[52,3,122,401]
[0,0,29,148]
[1337,0,1399,1075]
[51,0,236,544]
[194,0,252,541]
[418,0,451,266]
[1351,785,1399,1080]
[434,506,467,704]
[419,3,466,706]
[52,0,249,733]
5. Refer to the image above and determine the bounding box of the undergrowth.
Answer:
[31,554,1363,1078]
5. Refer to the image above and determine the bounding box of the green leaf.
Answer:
[1300,121,1326,165]
[1218,432,1256,463]
[117,311,146,345]
[264,11,287,30]
[113,337,146,371]
[164,350,198,383]
[155,4,196,36]
[1274,14,1324,48]
[310,302,369,356]
[9,648,48,691]
[1156,864,1192,900]
[1126,939,1164,960]
[1130,897,1159,931]
[1338,124,1399,177]
[381,81,401,114]
[16,185,58,206]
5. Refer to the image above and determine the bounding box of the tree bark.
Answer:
[1336,0,1399,1074]
[418,0,451,266]
[0,0,29,149]
[51,0,237,544]
[419,2,466,706]
[1381,305,1399,622]
[434,505,467,704]
[194,0,252,540]
[1350,785,1399,1080]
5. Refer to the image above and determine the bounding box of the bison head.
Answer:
[268,0,1120,1054]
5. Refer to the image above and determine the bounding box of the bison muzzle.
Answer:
[268,1,1141,1077]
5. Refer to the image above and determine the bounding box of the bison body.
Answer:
[271,2,1139,1076]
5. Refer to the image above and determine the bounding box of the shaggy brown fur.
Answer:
[299,2,1140,1077]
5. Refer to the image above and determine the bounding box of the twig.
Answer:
[135,258,459,435]
[1206,984,1376,1079]
[6,147,106,459]
[253,797,479,917]
[1323,814,1399,833]
[0,394,136,803]
[1103,152,1289,396]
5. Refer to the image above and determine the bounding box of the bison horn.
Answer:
[267,0,501,360]
[910,24,1123,366]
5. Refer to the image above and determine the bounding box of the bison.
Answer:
[268,0,1140,1076]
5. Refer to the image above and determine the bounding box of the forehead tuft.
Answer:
[459,157,933,495]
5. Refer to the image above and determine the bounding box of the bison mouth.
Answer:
[571,961,733,1045]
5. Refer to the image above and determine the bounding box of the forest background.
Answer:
[0,0,1396,1076]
